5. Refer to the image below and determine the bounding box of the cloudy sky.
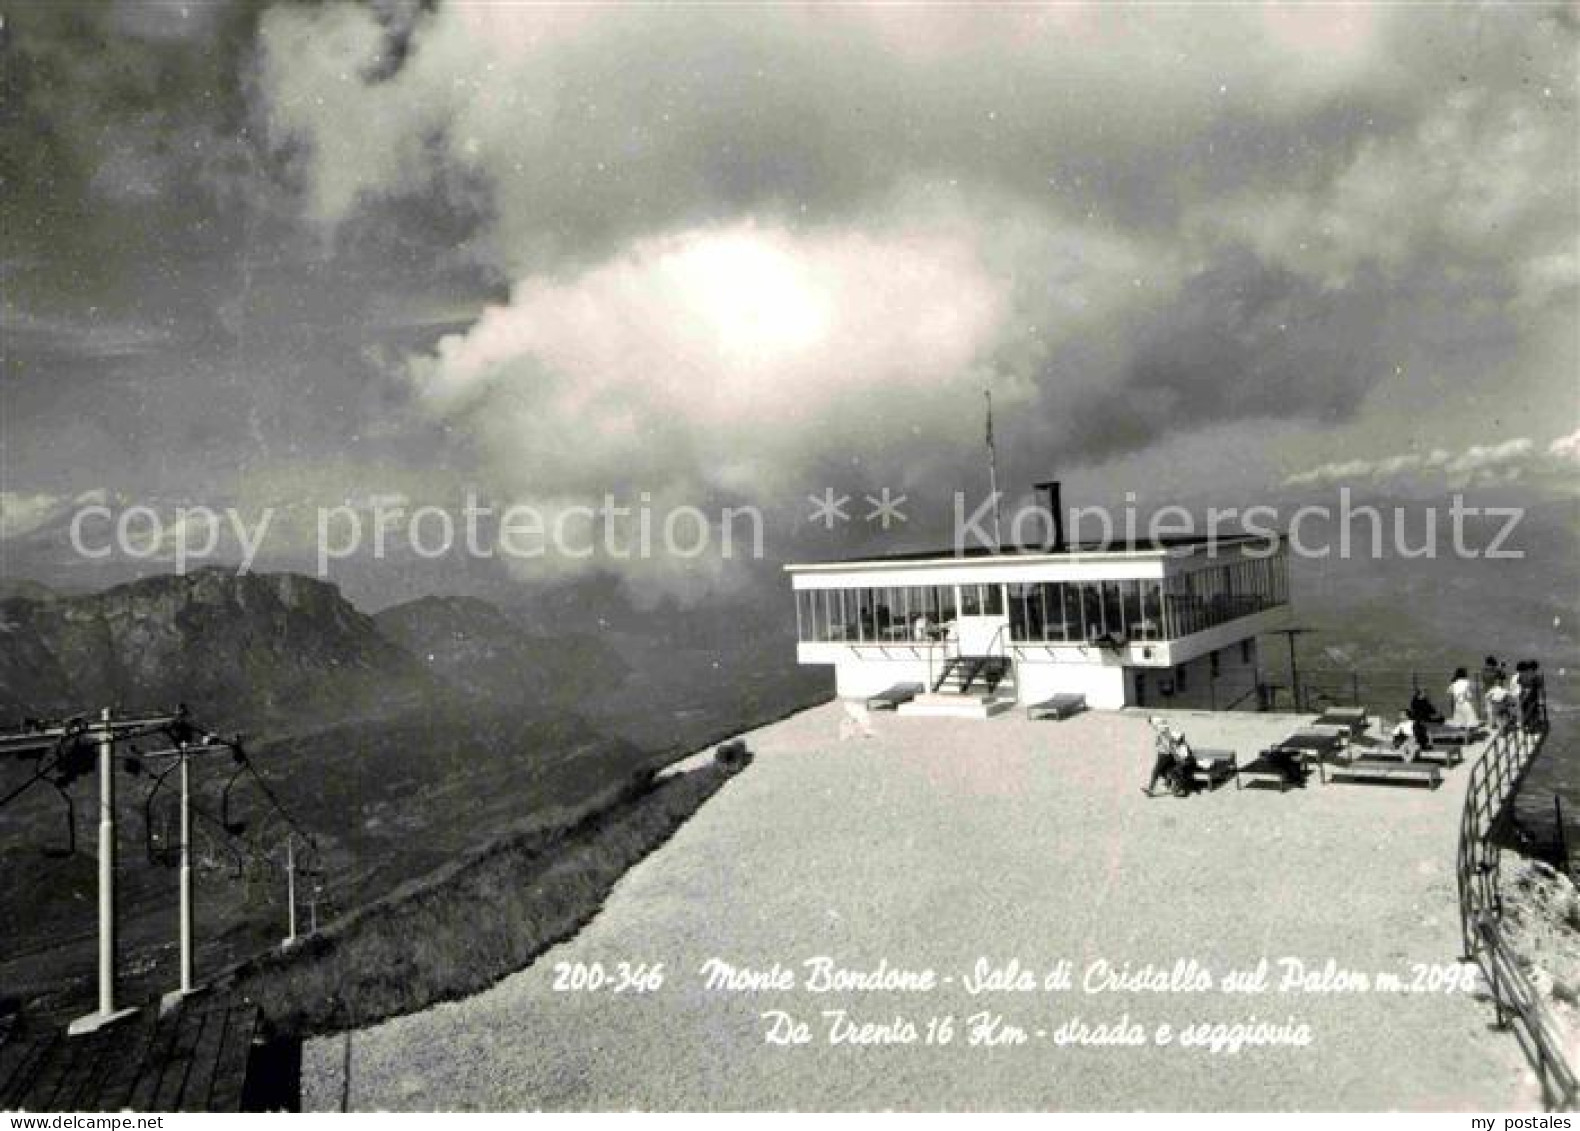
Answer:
[2,1,1577,601]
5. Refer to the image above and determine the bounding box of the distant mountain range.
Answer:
[0,570,661,1017]
[0,569,627,729]
[373,594,628,706]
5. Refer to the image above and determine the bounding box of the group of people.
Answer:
[1481,656,1547,733]
[1389,657,1546,759]
[1145,655,1550,788]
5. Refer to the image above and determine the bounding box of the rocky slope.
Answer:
[1499,857,1580,1067]
[0,568,434,726]
[373,594,627,706]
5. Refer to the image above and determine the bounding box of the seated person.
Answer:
[1390,712,1423,763]
[1409,689,1445,726]
[1143,720,1173,796]
[911,612,932,641]
[1143,723,1198,797]
[1171,733,1200,795]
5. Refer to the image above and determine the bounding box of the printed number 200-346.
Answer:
[552,961,666,994]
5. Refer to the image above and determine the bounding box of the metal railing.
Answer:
[1261,667,1492,716]
[1454,693,1576,1110]
[924,624,1017,694]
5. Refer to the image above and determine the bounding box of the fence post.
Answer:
[1487,926,1507,1028]
[1556,794,1570,875]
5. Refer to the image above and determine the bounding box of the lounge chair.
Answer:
[1277,729,1346,763]
[1313,707,1370,737]
[1236,748,1309,792]
[1344,737,1462,769]
[1027,693,1087,721]
[1327,758,1441,789]
[866,682,924,711]
[1189,748,1239,791]
[1424,722,1484,747]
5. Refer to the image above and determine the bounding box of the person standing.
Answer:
[1522,661,1546,731]
[1481,656,1503,695]
[1485,675,1513,731]
[1449,667,1479,728]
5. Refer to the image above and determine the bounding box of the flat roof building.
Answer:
[785,529,1291,715]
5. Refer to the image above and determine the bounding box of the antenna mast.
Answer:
[984,388,1003,549]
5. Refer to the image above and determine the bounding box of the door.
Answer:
[955,583,1008,655]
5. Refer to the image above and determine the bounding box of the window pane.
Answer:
[1103,582,1124,638]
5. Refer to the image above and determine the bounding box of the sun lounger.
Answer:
[1236,749,1309,792]
[1343,740,1462,769]
[1424,723,1484,747]
[1190,748,1238,791]
[1326,758,1442,789]
[1313,707,1370,736]
[1277,731,1346,766]
[1027,693,1087,721]
[866,682,924,711]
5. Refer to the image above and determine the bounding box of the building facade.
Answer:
[786,534,1291,711]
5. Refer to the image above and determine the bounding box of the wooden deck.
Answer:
[0,998,259,1112]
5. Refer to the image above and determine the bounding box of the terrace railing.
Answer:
[1260,667,1491,716]
[1453,694,1576,1110]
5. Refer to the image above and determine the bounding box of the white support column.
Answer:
[283,835,298,949]
[160,742,201,1013]
[179,747,192,992]
[69,708,137,1036]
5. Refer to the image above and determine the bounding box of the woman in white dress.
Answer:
[1449,667,1479,728]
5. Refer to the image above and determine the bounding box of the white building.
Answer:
[786,524,1291,715]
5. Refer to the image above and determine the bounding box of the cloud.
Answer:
[1550,427,1580,465]
[251,1,1409,268]
[1201,86,1578,312]
[237,2,1580,593]
[409,217,1008,509]
[1445,438,1537,479]
[1,303,175,361]
[1281,434,1580,489]
[0,492,69,541]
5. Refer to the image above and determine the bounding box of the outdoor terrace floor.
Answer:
[304,703,1532,1110]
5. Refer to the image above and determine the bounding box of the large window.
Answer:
[1007,580,1166,643]
[794,584,958,643]
[959,583,1004,616]
[1003,554,1286,645]
[1161,554,1288,638]
[799,554,1286,646]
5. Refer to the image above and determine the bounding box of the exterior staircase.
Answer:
[898,655,1016,719]
[930,655,1012,695]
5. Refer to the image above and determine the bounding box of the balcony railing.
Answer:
[1454,697,1577,1110]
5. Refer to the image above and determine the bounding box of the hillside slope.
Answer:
[0,568,434,726]
[373,595,627,707]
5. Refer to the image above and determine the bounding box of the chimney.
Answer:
[1034,480,1065,552]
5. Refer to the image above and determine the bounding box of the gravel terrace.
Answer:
[302,703,1534,1110]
